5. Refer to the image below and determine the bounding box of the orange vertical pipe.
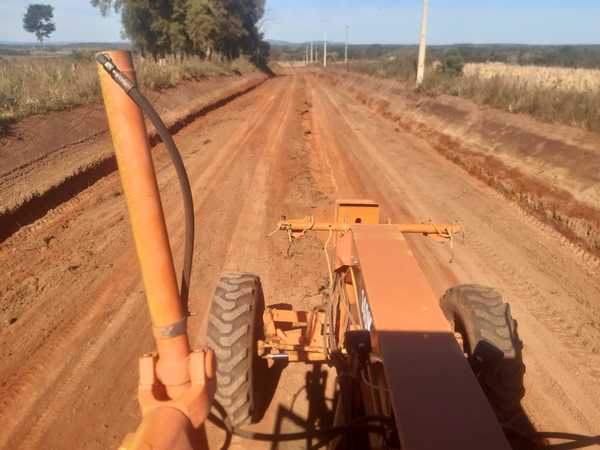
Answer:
[97,50,190,394]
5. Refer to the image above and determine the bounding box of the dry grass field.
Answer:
[346,59,600,132]
[0,55,255,126]
[464,62,600,93]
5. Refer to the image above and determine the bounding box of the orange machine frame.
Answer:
[262,200,511,450]
[337,225,510,449]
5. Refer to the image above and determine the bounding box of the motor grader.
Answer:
[97,51,527,450]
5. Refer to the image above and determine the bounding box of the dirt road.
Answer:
[1,69,599,449]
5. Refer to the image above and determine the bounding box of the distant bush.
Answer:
[439,49,464,76]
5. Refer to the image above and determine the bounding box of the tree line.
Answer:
[91,0,269,63]
[273,43,600,70]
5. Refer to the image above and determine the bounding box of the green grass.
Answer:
[0,54,257,126]
[345,59,600,133]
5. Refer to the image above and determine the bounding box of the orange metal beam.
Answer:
[278,218,461,235]
[339,225,511,450]
[97,51,191,395]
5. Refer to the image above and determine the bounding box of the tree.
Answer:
[169,0,191,57]
[439,48,465,76]
[90,0,122,16]
[23,4,56,46]
[120,0,173,59]
[185,0,221,59]
[90,0,268,61]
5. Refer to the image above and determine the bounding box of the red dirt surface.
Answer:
[0,72,268,217]
[1,69,600,449]
[319,70,600,257]
[321,71,600,256]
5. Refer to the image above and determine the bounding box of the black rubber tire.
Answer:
[207,272,263,427]
[440,284,526,423]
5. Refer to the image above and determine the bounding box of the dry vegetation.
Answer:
[464,62,600,93]
[0,54,255,127]
[347,59,600,133]
[427,65,600,132]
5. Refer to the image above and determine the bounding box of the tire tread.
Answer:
[207,272,262,427]
[441,284,526,422]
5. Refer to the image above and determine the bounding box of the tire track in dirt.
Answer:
[304,70,600,440]
[0,75,269,243]
[0,76,290,450]
[316,71,600,274]
[305,74,458,288]
[205,72,340,450]
[462,224,600,433]
[219,75,298,273]
[21,91,288,449]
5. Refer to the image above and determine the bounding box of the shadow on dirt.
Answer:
[209,350,599,450]
[252,300,286,424]
[209,363,336,450]
[0,76,268,243]
[507,418,600,449]
[268,364,336,450]
[504,404,547,449]
[502,401,600,450]
[258,64,277,78]
[206,291,592,450]
[538,432,600,449]
[0,157,118,243]
[0,117,16,138]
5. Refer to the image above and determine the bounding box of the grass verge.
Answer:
[0,54,257,127]
[346,59,600,133]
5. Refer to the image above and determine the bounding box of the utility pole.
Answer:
[323,31,327,68]
[310,41,313,63]
[306,44,309,65]
[345,25,349,66]
[416,0,429,87]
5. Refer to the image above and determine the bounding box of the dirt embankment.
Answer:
[318,70,600,258]
[0,71,269,241]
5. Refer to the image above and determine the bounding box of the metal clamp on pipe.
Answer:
[96,53,136,93]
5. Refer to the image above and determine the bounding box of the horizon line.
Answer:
[2,40,600,47]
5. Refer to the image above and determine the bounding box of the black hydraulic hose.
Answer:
[96,53,195,313]
[127,88,195,309]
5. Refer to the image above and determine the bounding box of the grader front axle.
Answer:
[259,199,462,365]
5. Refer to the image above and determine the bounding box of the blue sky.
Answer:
[0,0,123,42]
[1,0,599,45]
